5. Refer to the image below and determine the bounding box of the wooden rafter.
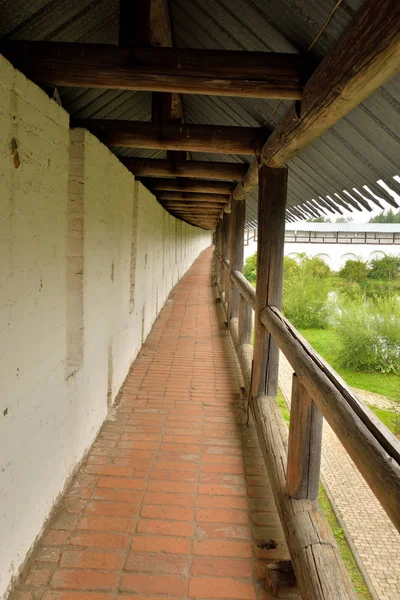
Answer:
[139,178,234,195]
[232,0,400,202]
[72,119,266,155]
[1,41,306,100]
[125,159,246,181]
[156,192,230,202]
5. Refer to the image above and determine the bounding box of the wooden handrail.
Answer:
[222,260,400,531]
[231,270,255,310]
[261,305,400,531]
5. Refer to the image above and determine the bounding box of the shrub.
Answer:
[298,254,330,278]
[368,255,400,281]
[335,293,400,374]
[283,275,330,329]
[339,259,369,282]
[284,256,300,278]
[243,252,257,286]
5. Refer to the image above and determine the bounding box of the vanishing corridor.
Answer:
[11,248,287,600]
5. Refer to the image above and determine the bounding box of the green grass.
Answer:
[275,390,372,599]
[318,485,373,600]
[298,327,400,403]
[366,404,400,436]
[276,390,290,425]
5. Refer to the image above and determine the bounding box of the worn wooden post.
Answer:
[228,199,246,319]
[222,213,231,314]
[252,165,288,398]
[286,373,323,500]
[238,295,253,345]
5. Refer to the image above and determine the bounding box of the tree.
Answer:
[335,217,353,223]
[243,253,257,286]
[306,216,331,223]
[369,209,400,223]
[340,259,369,282]
[368,255,400,281]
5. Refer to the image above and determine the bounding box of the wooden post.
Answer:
[238,295,252,345]
[252,165,288,398]
[222,214,231,315]
[228,199,245,319]
[215,220,223,287]
[286,373,323,500]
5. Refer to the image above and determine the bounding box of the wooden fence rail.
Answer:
[215,246,400,599]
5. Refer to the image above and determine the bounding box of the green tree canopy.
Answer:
[369,209,400,223]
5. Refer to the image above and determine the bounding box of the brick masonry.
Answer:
[9,248,289,600]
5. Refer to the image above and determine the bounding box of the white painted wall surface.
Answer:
[0,55,210,600]
[244,240,399,270]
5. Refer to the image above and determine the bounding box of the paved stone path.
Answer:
[11,249,290,600]
[279,354,400,600]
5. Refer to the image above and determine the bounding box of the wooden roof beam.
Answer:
[140,178,234,195]
[1,42,307,100]
[72,120,266,155]
[126,158,246,181]
[231,0,400,202]
[156,192,229,203]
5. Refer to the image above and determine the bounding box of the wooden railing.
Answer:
[215,250,400,600]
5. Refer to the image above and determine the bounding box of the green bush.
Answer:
[243,252,257,286]
[298,254,330,278]
[283,275,330,329]
[368,255,400,281]
[284,256,300,278]
[335,294,400,374]
[339,259,369,282]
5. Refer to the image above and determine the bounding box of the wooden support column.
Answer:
[252,165,288,398]
[228,199,245,319]
[286,374,323,500]
[238,295,252,346]
[215,220,223,288]
[222,215,231,314]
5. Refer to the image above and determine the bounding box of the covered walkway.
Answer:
[11,248,288,600]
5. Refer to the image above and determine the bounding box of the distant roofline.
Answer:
[284,223,400,233]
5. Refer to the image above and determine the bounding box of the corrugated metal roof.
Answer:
[285,223,400,233]
[0,0,399,229]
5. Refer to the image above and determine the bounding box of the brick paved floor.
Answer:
[279,354,400,600]
[11,248,289,600]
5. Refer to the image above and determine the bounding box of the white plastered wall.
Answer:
[0,54,211,600]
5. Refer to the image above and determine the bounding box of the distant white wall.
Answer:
[244,240,399,270]
[0,54,210,600]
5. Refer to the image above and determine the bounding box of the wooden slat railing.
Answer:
[214,248,400,599]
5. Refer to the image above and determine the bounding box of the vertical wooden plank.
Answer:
[238,294,252,345]
[286,373,323,500]
[228,199,246,319]
[223,214,231,313]
[252,165,288,398]
[215,220,223,287]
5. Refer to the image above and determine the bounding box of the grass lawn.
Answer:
[298,327,400,403]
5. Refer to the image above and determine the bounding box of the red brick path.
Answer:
[12,248,288,600]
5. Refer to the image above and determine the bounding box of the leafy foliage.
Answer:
[283,256,300,278]
[243,252,257,286]
[369,209,400,223]
[283,276,330,329]
[340,259,369,282]
[298,254,330,278]
[368,255,400,281]
[333,293,400,374]
[307,216,331,223]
